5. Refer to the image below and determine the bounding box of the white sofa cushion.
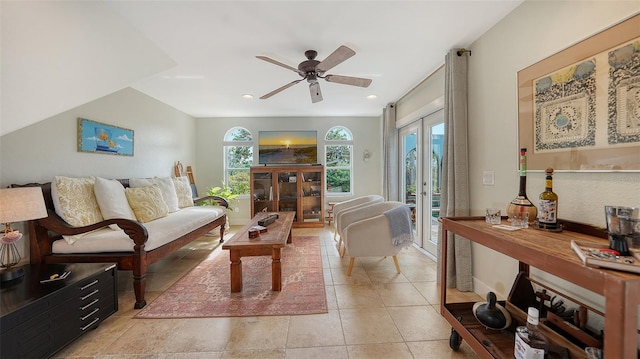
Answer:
[51,205,226,253]
[93,177,136,230]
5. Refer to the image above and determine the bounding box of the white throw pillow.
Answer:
[51,176,104,244]
[173,176,194,208]
[130,177,180,213]
[93,177,136,230]
[125,185,169,223]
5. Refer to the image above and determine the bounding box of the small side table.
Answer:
[325,202,337,226]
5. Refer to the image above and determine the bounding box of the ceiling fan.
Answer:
[256,45,372,103]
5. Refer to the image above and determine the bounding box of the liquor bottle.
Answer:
[514,307,550,359]
[507,148,537,225]
[537,168,558,229]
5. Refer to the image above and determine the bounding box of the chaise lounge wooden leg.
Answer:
[337,237,343,252]
[133,274,147,309]
[392,255,401,274]
[340,245,346,258]
[347,257,355,276]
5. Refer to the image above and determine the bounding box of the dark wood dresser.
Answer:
[1,263,118,358]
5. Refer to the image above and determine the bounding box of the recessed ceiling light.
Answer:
[367,95,377,100]
[242,94,254,99]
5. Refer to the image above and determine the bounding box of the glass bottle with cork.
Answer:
[507,148,537,226]
[537,167,559,230]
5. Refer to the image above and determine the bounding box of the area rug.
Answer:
[135,236,327,318]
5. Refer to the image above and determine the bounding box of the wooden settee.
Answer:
[13,180,228,309]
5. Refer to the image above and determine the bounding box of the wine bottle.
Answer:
[507,148,537,225]
[537,168,558,229]
[514,307,550,359]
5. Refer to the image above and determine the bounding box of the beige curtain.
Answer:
[436,49,472,291]
[382,103,399,201]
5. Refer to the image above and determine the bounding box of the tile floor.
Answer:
[53,226,482,359]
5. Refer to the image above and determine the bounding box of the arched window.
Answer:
[325,126,353,195]
[223,127,253,195]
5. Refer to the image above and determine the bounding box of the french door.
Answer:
[399,109,444,257]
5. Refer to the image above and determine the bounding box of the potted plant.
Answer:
[207,182,239,211]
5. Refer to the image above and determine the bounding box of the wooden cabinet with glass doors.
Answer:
[250,165,324,227]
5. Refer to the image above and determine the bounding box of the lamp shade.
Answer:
[0,187,48,224]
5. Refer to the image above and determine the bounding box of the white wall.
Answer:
[0,87,197,259]
[392,1,640,324]
[467,1,640,311]
[195,116,383,225]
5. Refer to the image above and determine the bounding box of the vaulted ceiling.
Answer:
[1,1,523,136]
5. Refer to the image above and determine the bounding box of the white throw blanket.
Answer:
[384,205,414,249]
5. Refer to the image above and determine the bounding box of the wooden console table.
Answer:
[439,216,640,358]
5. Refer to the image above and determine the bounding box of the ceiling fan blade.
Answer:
[259,79,303,99]
[256,56,301,74]
[324,74,372,88]
[316,45,355,73]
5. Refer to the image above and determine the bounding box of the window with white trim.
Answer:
[325,126,353,195]
[223,127,253,195]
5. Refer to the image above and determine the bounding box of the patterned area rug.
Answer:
[135,236,327,318]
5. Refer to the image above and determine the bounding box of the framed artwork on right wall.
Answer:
[517,14,640,171]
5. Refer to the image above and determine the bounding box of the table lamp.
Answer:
[0,187,48,282]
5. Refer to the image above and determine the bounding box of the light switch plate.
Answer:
[483,171,495,186]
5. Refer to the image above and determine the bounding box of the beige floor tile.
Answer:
[158,352,224,359]
[101,319,186,354]
[329,265,371,285]
[346,342,414,359]
[221,349,286,359]
[225,316,290,350]
[334,283,385,309]
[375,282,429,307]
[406,339,480,358]
[401,263,437,282]
[387,305,452,341]
[413,280,441,305]
[286,310,345,347]
[167,317,239,352]
[285,346,348,359]
[339,307,403,345]
[325,284,338,310]
[49,227,486,359]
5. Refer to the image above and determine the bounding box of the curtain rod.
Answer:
[457,48,472,56]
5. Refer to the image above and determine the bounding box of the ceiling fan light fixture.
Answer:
[367,95,377,100]
[309,81,323,103]
[241,94,254,99]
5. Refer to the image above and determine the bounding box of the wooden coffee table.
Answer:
[222,212,295,292]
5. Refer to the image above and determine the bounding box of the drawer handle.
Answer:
[81,289,99,301]
[81,298,99,311]
[80,279,99,291]
[80,317,100,331]
[81,307,100,321]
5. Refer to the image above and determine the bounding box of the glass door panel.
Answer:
[277,171,298,219]
[252,171,273,216]
[300,169,323,223]
[423,116,444,257]
[400,125,421,244]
